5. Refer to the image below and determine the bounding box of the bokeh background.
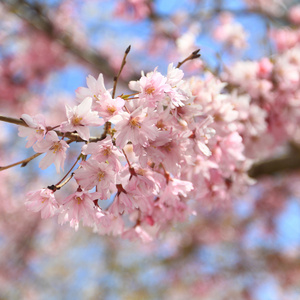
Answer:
[1,0,300,299]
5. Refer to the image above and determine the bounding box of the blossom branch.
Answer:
[112,45,131,98]
[176,49,201,69]
[51,153,82,190]
[0,152,42,171]
[0,115,27,127]
[0,115,103,143]
[248,142,300,178]
[0,139,75,172]
[100,45,131,140]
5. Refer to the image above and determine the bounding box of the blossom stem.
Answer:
[112,45,131,98]
[160,163,170,183]
[121,93,139,99]
[176,49,201,69]
[0,114,103,143]
[100,122,112,140]
[0,115,27,127]
[54,153,82,187]
[122,149,132,168]
[0,139,75,172]
[122,149,137,177]
[0,152,42,171]
[55,173,74,189]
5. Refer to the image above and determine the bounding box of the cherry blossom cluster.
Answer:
[18,61,266,241]
[222,44,300,156]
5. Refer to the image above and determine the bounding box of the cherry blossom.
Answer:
[33,131,69,173]
[25,188,59,219]
[18,114,47,148]
[113,106,159,148]
[60,97,104,140]
[58,190,101,231]
[74,159,116,199]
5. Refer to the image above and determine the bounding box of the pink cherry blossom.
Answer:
[18,114,47,148]
[33,131,69,173]
[213,12,248,50]
[114,0,152,21]
[74,159,116,199]
[60,97,104,140]
[58,190,101,231]
[76,73,111,104]
[81,136,122,171]
[96,96,125,122]
[96,212,124,236]
[289,5,300,25]
[25,188,59,219]
[129,69,171,106]
[114,106,159,148]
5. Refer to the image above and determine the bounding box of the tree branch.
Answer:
[4,0,116,76]
[248,143,300,178]
[0,152,42,171]
[0,115,105,143]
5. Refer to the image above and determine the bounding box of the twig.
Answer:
[112,45,131,98]
[176,49,201,69]
[0,139,74,172]
[0,114,103,143]
[99,45,131,140]
[54,153,82,187]
[0,152,42,171]
[0,115,27,127]
[53,173,74,190]
[122,148,136,177]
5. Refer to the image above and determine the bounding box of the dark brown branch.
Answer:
[176,49,201,69]
[248,142,300,178]
[0,115,27,127]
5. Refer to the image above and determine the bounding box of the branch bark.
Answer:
[248,143,300,178]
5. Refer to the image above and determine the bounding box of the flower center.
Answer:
[129,117,141,128]
[163,142,172,152]
[102,147,111,156]
[76,196,82,204]
[97,171,105,181]
[107,106,116,115]
[36,128,44,135]
[50,142,62,153]
[156,120,166,130]
[41,197,48,203]
[145,86,155,95]
[72,115,83,126]
[94,94,101,101]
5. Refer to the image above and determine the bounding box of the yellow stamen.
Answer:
[163,142,172,152]
[102,147,111,156]
[76,196,82,204]
[98,171,105,181]
[50,142,62,154]
[72,115,83,126]
[129,117,141,128]
[41,197,48,203]
[36,128,44,134]
[145,86,155,95]
[107,106,117,115]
